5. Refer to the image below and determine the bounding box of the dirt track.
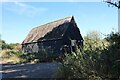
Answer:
[1,62,62,78]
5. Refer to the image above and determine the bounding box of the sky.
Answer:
[1,2,118,43]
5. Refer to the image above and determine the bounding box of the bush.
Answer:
[1,49,25,64]
[60,48,102,79]
[60,32,120,79]
[20,48,58,63]
[19,52,36,63]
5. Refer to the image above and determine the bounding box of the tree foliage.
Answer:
[0,39,22,50]
[60,31,120,79]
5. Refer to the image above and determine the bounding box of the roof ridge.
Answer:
[51,16,73,23]
[33,16,73,30]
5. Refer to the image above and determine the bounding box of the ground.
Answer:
[1,62,62,78]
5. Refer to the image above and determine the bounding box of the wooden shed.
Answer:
[22,16,83,56]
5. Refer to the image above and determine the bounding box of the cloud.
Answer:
[1,0,102,2]
[1,0,20,2]
[3,2,48,17]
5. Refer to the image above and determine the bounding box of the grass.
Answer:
[1,49,25,64]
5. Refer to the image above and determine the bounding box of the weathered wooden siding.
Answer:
[22,43,39,53]
[22,39,63,56]
[62,21,83,45]
[37,40,63,55]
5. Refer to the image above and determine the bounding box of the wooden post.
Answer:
[118,8,120,33]
[118,1,120,33]
[105,0,120,33]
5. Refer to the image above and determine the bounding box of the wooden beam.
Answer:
[22,38,62,45]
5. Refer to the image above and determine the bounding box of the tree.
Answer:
[0,40,12,49]
[60,31,120,79]
[60,31,107,79]
[0,39,21,50]
[84,31,109,53]
[105,32,120,61]
[105,0,120,8]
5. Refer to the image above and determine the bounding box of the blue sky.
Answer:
[1,2,118,43]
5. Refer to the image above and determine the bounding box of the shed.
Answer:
[22,16,83,56]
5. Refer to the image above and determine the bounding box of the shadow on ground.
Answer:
[1,63,62,78]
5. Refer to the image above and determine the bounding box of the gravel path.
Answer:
[1,62,62,78]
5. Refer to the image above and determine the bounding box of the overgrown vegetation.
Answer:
[1,31,120,79]
[0,40,58,63]
[0,40,24,63]
[60,31,120,79]
[20,49,57,63]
